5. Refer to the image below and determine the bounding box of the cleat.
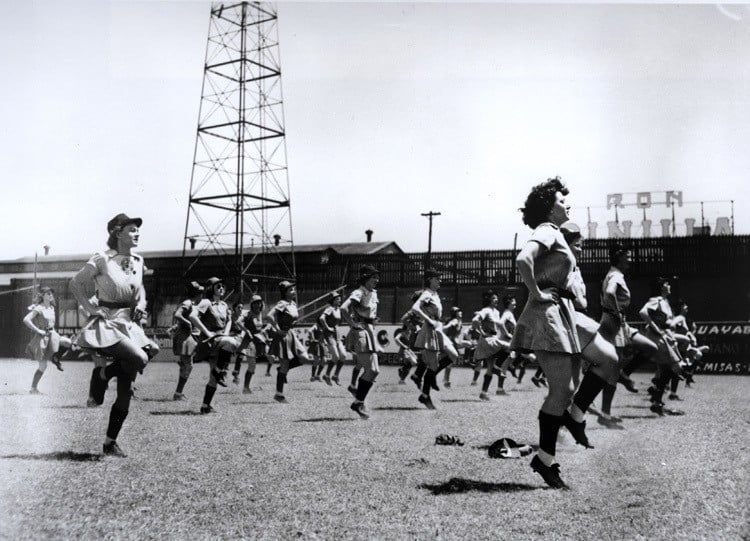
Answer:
[102,441,127,458]
[350,401,370,419]
[479,391,490,401]
[173,392,186,401]
[530,455,569,489]
[242,387,252,394]
[398,379,407,385]
[618,374,639,393]
[562,411,594,449]
[86,397,99,407]
[212,369,227,387]
[430,379,440,392]
[668,393,682,401]
[443,381,451,389]
[531,377,541,388]
[331,375,340,386]
[496,389,508,396]
[232,376,240,385]
[664,407,685,416]
[347,384,357,397]
[322,375,332,386]
[310,377,316,382]
[418,394,436,410]
[470,380,478,386]
[410,374,422,389]
[52,358,64,372]
[273,393,288,404]
[200,404,216,414]
[650,402,665,416]
[597,415,623,429]
[29,388,42,395]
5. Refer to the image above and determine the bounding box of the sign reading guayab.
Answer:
[585,191,733,238]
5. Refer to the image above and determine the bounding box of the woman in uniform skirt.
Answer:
[24,286,62,394]
[440,307,465,389]
[320,292,347,386]
[171,281,205,401]
[70,213,159,457]
[471,290,510,401]
[341,265,382,419]
[240,295,270,393]
[411,270,459,409]
[265,281,310,403]
[511,178,583,489]
[192,277,238,413]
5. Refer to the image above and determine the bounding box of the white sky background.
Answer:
[1,1,748,259]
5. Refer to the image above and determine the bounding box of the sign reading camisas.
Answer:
[587,191,732,238]
[692,322,750,375]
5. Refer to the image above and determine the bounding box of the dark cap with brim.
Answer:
[107,213,143,233]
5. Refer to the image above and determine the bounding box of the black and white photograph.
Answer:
[0,1,748,539]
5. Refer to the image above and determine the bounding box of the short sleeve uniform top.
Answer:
[601,267,631,313]
[348,286,379,324]
[320,306,342,336]
[197,299,230,334]
[29,304,55,332]
[85,250,145,305]
[272,300,299,332]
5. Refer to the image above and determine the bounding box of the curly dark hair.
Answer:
[502,295,516,309]
[609,244,631,266]
[519,176,569,228]
[482,289,497,307]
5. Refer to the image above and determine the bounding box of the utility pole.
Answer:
[421,211,441,266]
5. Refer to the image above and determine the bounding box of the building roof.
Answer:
[1,241,403,264]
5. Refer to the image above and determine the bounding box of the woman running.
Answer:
[395,313,421,384]
[471,290,510,401]
[441,307,465,389]
[24,286,62,394]
[265,281,309,403]
[411,270,459,409]
[171,281,205,401]
[70,213,159,457]
[320,292,347,386]
[240,294,270,393]
[192,277,238,414]
[341,265,381,419]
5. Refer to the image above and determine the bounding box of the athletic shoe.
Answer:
[597,415,622,429]
[646,386,657,398]
[618,374,639,393]
[398,379,406,385]
[470,380,478,387]
[443,381,451,389]
[86,397,99,408]
[200,404,216,414]
[496,389,508,396]
[90,367,107,405]
[410,374,422,389]
[668,393,683,401]
[232,376,240,385]
[539,378,548,388]
[273,393,288,404]
[650,402,665,416]
[350,401,370,419]
[530,455,569,489]
[418,394,436,410]
[347,384,357,397]
[562,410,594,449]
[242,387,252,394]
[322,375,332,386]
[29,388,41,395]
[531,377,541,388]
[102,441,127,458]
[479,391,490,401]
[331,375,340,386]
[173,392,186,401]
[310,376,316,382]
[52,357,64,371]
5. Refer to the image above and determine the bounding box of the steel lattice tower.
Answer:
[183,1,294,297]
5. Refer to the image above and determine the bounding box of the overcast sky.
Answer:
[1,1,748,260]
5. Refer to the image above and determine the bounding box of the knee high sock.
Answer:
[244,370,253,388]
[325,361,334,376]
[482,373,493,393]
[496,374,505,389]
[350,367,360,386]
[670,374,680,394]
[176,376,188,394]
[538,410,563,457]
[316,364,325,376]
[311,365,317,378]
[334,361,343,377]
[535,367,544,379]
[601,384,616,414]
[276,371,285,394]
[472,369,481,383]
[573,371,607,413]
[355,379,374,402]
[517,365,526,382]
[443,367,451,382]
[31,369,44,389]
[233,354,242,374]
[202,384,217,406]
[217,349,232,371]
[652,370,671,403]
[421,370,435,396]
[107,372,133,440]
[414,361,426,380]
[106,407,129,440]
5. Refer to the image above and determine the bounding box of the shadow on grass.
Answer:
[47,404,89,409]
[149,410,203,416]
[229,400,274,405]
[0,451,102,462]
[373,406,423,411]
[617,414,659,420]
[140,398,175,403]
[419,477,543,495]
[293,417,357,423]
[441,399,484,403]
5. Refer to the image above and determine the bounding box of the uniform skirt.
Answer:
[511,297,580,355]
[345,326,376,354]
[76,307,156,352]
[26,331,60,361]
[414,325,449,352]
[599,311,638,348]
[474,335,510,361]
[643,327,682,367]
[172,330,198,356]
[270,330,307,360]
[575,311,599,351]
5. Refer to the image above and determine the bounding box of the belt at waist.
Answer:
[601,307,624,317]
[536,281,577,301]
[99,301,132,310]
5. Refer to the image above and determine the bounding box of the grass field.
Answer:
[0,359,747,540]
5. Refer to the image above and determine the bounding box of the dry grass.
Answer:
[0,359,747,540]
